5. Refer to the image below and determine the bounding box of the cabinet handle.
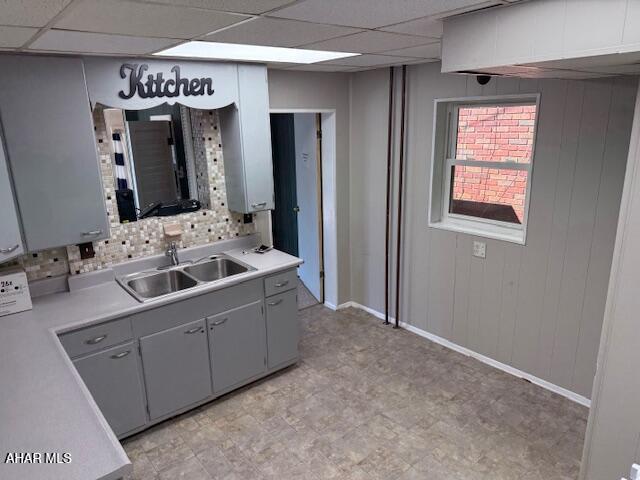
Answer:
[110,350,131,359]
[82,230,103,237]
[268,299,283,306]
[85,335,107,345]
[251,202,267,208]
[0,244,19,254]
[275,280,289,288]
[184,327,202,334]
[211,317,228,327]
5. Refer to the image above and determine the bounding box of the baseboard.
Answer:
[336,301,355,310]
[344,301,591,408]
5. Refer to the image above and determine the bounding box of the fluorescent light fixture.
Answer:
[154,41,359,64]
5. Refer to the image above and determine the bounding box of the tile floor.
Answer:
[123,306,588,480]
[298,279,320,310]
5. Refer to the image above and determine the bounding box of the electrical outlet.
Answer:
[473,241,486,259]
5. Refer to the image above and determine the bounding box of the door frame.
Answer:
[268,108,337,309]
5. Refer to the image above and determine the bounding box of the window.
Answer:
[429,95,540,244]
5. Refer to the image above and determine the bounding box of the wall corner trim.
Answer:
[342,301,591,408]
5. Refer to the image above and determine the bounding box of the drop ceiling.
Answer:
[0,0,525,72]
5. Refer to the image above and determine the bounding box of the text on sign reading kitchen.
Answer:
[118,63,215,100]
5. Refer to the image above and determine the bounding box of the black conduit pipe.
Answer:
[394,65,407,329]
[384,66,395,326]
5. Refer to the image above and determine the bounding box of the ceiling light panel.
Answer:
[55,0,249,39]
[0,0,71,28]
[203,17,363,48]
[319,54,415,67]
[28,30,180,55]
[302,31,428,54]
[269,0,500,29]
[154,41,360,64]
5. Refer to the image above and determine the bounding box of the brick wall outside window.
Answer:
[451,104,536,223]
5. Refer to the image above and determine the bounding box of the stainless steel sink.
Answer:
[122,269,198,301]
[183,257,249,282]
[116,254,255,302]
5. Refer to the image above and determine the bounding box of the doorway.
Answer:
[270,112,324,308]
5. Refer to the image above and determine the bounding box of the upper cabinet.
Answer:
[0,55,108,252]
[219,65,275,214]
[0,132,24,262]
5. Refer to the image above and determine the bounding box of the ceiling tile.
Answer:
[203,17,362,47]
[379,16,443,38]
[320,54,415,67]
[302,31,427,54]
[55,0,249,39]
[0,0,71,28]
[381,42,441,58]
[128,0,295,15]
[0,26,39,48]
[285,63,356,72]
[268,0,499,29]
[28,30,180,54]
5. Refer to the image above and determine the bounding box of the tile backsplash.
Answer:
[6,106,255,282]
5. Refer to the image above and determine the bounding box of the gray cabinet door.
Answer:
[265,290,299,369]
[0,131,23,262]
[238,65,274,213]
[0,55,108,251]
[219,65,274,213]
[139,318,211,420]
[208,300,266,394]
[73,342,147,437]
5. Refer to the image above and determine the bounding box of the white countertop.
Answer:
[0,247,301,480]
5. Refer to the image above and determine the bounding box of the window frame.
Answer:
[429,94,541,245]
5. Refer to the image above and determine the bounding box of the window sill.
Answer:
[429,218,526,245]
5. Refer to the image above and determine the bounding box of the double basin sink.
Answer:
[117,254,255,302]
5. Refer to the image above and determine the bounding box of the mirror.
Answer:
[98,103,203,223]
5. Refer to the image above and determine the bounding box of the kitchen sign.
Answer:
[118,63,215,100]
[83,57,242,110]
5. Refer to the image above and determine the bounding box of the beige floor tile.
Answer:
[121,305,587,480]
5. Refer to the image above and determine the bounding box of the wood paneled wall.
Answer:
[349,62,637,398]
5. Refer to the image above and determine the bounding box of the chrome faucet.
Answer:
[165,241,180,266]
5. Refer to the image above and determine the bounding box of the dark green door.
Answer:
[270,114,298,256]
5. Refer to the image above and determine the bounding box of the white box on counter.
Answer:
[0,269,32,317]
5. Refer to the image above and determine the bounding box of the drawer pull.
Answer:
[85,335,107,345]
[211,317,228,327]
[184,327,202,334]
[274,280,289,288]
[268,299,283,306]
[82,230,103,237]
[0,244,19,254]
[251,202,267,208]
[110,350,131,359]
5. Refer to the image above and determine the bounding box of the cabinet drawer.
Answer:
[60,318,133,358]
[264,269,297,297]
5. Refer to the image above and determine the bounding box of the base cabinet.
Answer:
[139,318,211,420]
[265,289,299,369]
[64,270,300,440]
[208,300,266,394]
[73,342,147,437]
